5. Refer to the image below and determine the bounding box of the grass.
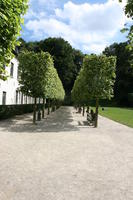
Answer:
[98,107,133,128]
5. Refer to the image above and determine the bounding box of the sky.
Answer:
[21,0,130,54]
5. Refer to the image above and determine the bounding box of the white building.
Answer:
[0,57,34,105]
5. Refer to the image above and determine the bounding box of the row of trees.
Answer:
[72,54,116,127]
[18,37,84,95]
[18,51,65,124]
[18,37,133,107]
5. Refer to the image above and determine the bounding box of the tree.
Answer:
[72,54,116,127]
[0,0,28,80]
[83,55,116,127]
[43,60,65,115]
[18,51,52,124]
[103,42,133,105]
[71,68,89,115]
[18,50,65,123]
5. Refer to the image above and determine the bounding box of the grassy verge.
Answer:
[97,107,133,128]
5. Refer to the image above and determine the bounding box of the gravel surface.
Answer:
[0,106,133,200]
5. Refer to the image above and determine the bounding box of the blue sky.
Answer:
[21,0,129,54]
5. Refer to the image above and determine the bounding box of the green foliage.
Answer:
[103,42,133,106]
[121,0,133,18]
[18,37,84,94]
[72,54,116,104]
[72,54,116,127]
[119,0,133,47]
[44,60,65,101]
[0,0,28,80]
[18,51,50,98]
[71,68,89,106]
[18,50,65,101]
[82,54,116,100]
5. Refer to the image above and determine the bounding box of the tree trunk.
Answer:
[37,98,41,121]
[94,98,99,128]
[51,100,55,112]
[42,98,45,118]
[82,105,85,116]
[48,99,50,115]
[33,97,37,124]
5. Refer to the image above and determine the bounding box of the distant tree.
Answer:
[103,42,133,105]
[0,0,28,80]
[71,68,89,115]
[72,49,84,81]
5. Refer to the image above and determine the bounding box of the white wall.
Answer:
[0,57,35,105]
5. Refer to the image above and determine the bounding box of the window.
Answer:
[2,92,6,105]
[10,62,14,77]
[16,91,18,104]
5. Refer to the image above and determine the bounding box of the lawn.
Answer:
[98,107,133,128]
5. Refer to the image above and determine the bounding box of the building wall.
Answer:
[0,57,36,105]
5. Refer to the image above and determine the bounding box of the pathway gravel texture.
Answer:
[0,106,133,200]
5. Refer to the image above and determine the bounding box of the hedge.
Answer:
[0,104,43,120]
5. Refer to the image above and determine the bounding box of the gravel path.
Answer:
[0,106,133,200]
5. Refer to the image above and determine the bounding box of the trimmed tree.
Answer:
[82,54,116,127]
[44,61,65,114]
[71,68,89,115]
[18,51,51,124]
[72,54,116,127]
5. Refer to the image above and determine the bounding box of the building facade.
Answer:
[0,57,34,105]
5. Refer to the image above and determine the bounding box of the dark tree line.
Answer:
[103,42,133,106]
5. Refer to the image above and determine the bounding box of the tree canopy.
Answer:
[0,0,28,80]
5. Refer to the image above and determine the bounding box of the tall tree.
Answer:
[0,0,28,80]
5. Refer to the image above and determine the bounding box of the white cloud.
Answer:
[25,0,129,54]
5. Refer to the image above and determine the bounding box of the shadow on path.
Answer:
[0,107,79,133]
